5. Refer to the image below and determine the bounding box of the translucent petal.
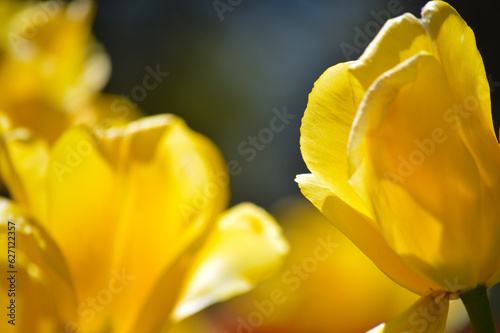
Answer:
[348,53,485,288]
[350,13,433,90]
[367,292,449,333]
[296,173,437,295]
[0,114,49,222]
[300,62,371,218]
[171,203,289,322]
[422,1,493,133]
[422,1,500,284]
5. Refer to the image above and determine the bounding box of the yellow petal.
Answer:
[171,203,289,322]
[350,13,433,90]
[296,173,437,295]
[367,292,449,333]
[348,53,487,288]
[422,1,493,134]
[0,94,140,219]
[300,62,371,218]
[0,198,77,332]
[46,114,229,331]
[423,1,500,285]
[128,238,202,333]
[0,114,49,222]
[127,203,288,333]
[6,0,102,102]
[45,125,118,332]
[0,0,111,143]
[123,116,230,323]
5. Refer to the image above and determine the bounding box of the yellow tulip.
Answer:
[296,1,500,331]
[0,114,289,332]
[0,0,138,144]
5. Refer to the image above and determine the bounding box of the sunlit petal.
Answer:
[172,203,289,322]
[300,62,371,218]
[296,173,437,295]
[348,53,486,288]
[367,292,449,333]
[46,114,229,331]
[350,13,433,90]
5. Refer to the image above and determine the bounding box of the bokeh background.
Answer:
[90,0,500,326]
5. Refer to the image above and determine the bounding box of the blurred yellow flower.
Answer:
[297,1,500,331]
[0,0,137,144]
[206,198,420,333]
[0,114,289,332]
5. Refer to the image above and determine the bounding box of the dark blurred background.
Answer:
[92,0,500,209]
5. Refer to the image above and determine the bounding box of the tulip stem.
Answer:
[459,285,497,333]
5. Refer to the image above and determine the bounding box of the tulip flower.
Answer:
[0,114,289,332]
[297,1,500,332]
[0,0,138,144]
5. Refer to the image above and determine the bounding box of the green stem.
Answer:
[459,285,497,333]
